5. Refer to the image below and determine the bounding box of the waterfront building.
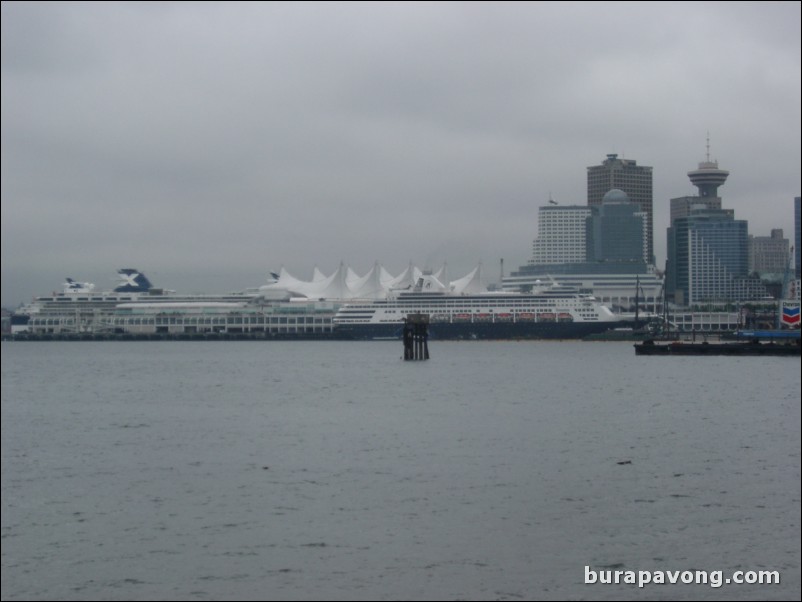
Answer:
[670,195,722,225]
[664,148,775,306]
[587,154,654,263]
[749,229,789,276]
[587,189,648,264]
[514,189,655,313]
[666,208,762,305]
[794,197,802,280]
[530,204,591,265]
[668,311,742,333]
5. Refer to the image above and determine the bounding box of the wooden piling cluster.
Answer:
[403,313,430,360]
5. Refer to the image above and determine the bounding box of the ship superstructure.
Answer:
[11,269,269,335]
[334,273,628,339]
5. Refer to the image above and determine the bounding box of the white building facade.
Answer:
[530,205,591,265]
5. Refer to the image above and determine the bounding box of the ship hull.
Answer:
[635,340,801,356]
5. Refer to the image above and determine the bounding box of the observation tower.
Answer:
[687,136,729,197]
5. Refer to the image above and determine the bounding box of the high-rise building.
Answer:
[667,208,749,305]
[670,195,722,226]
[587,154,653,262]
[749,229,789,275]
[509,194,656,311]
[663,145,772,305]
[794,196,802,278]
[587,189,648,264]
[530,204,591,265]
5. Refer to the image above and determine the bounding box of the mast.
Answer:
[499,258,505,290]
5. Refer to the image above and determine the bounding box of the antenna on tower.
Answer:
[688,133,728,197]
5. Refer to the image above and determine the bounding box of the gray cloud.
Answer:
[2,1,800,305]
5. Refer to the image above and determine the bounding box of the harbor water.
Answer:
[2,341,800,600]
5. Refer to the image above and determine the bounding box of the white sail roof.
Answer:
[311,266,327,282]
[349,262,386,299]
[312,262,350,299]
[450,264,487,295]
[434,264,450,291]
[258,262,487,301]
[386,263,417,290]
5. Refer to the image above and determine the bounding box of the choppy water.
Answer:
[2,341,800,600]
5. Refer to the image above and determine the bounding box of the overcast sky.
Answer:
[2,1,800,307]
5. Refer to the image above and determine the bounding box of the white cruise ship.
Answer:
[334,273,630,340]
[10,269,337,338]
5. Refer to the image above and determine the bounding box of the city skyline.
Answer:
[2,2,800,307]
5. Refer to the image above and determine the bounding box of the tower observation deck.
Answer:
[687,137,729,197]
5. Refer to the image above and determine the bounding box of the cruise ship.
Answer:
[10,269,339,338]
[333,273,632,340]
